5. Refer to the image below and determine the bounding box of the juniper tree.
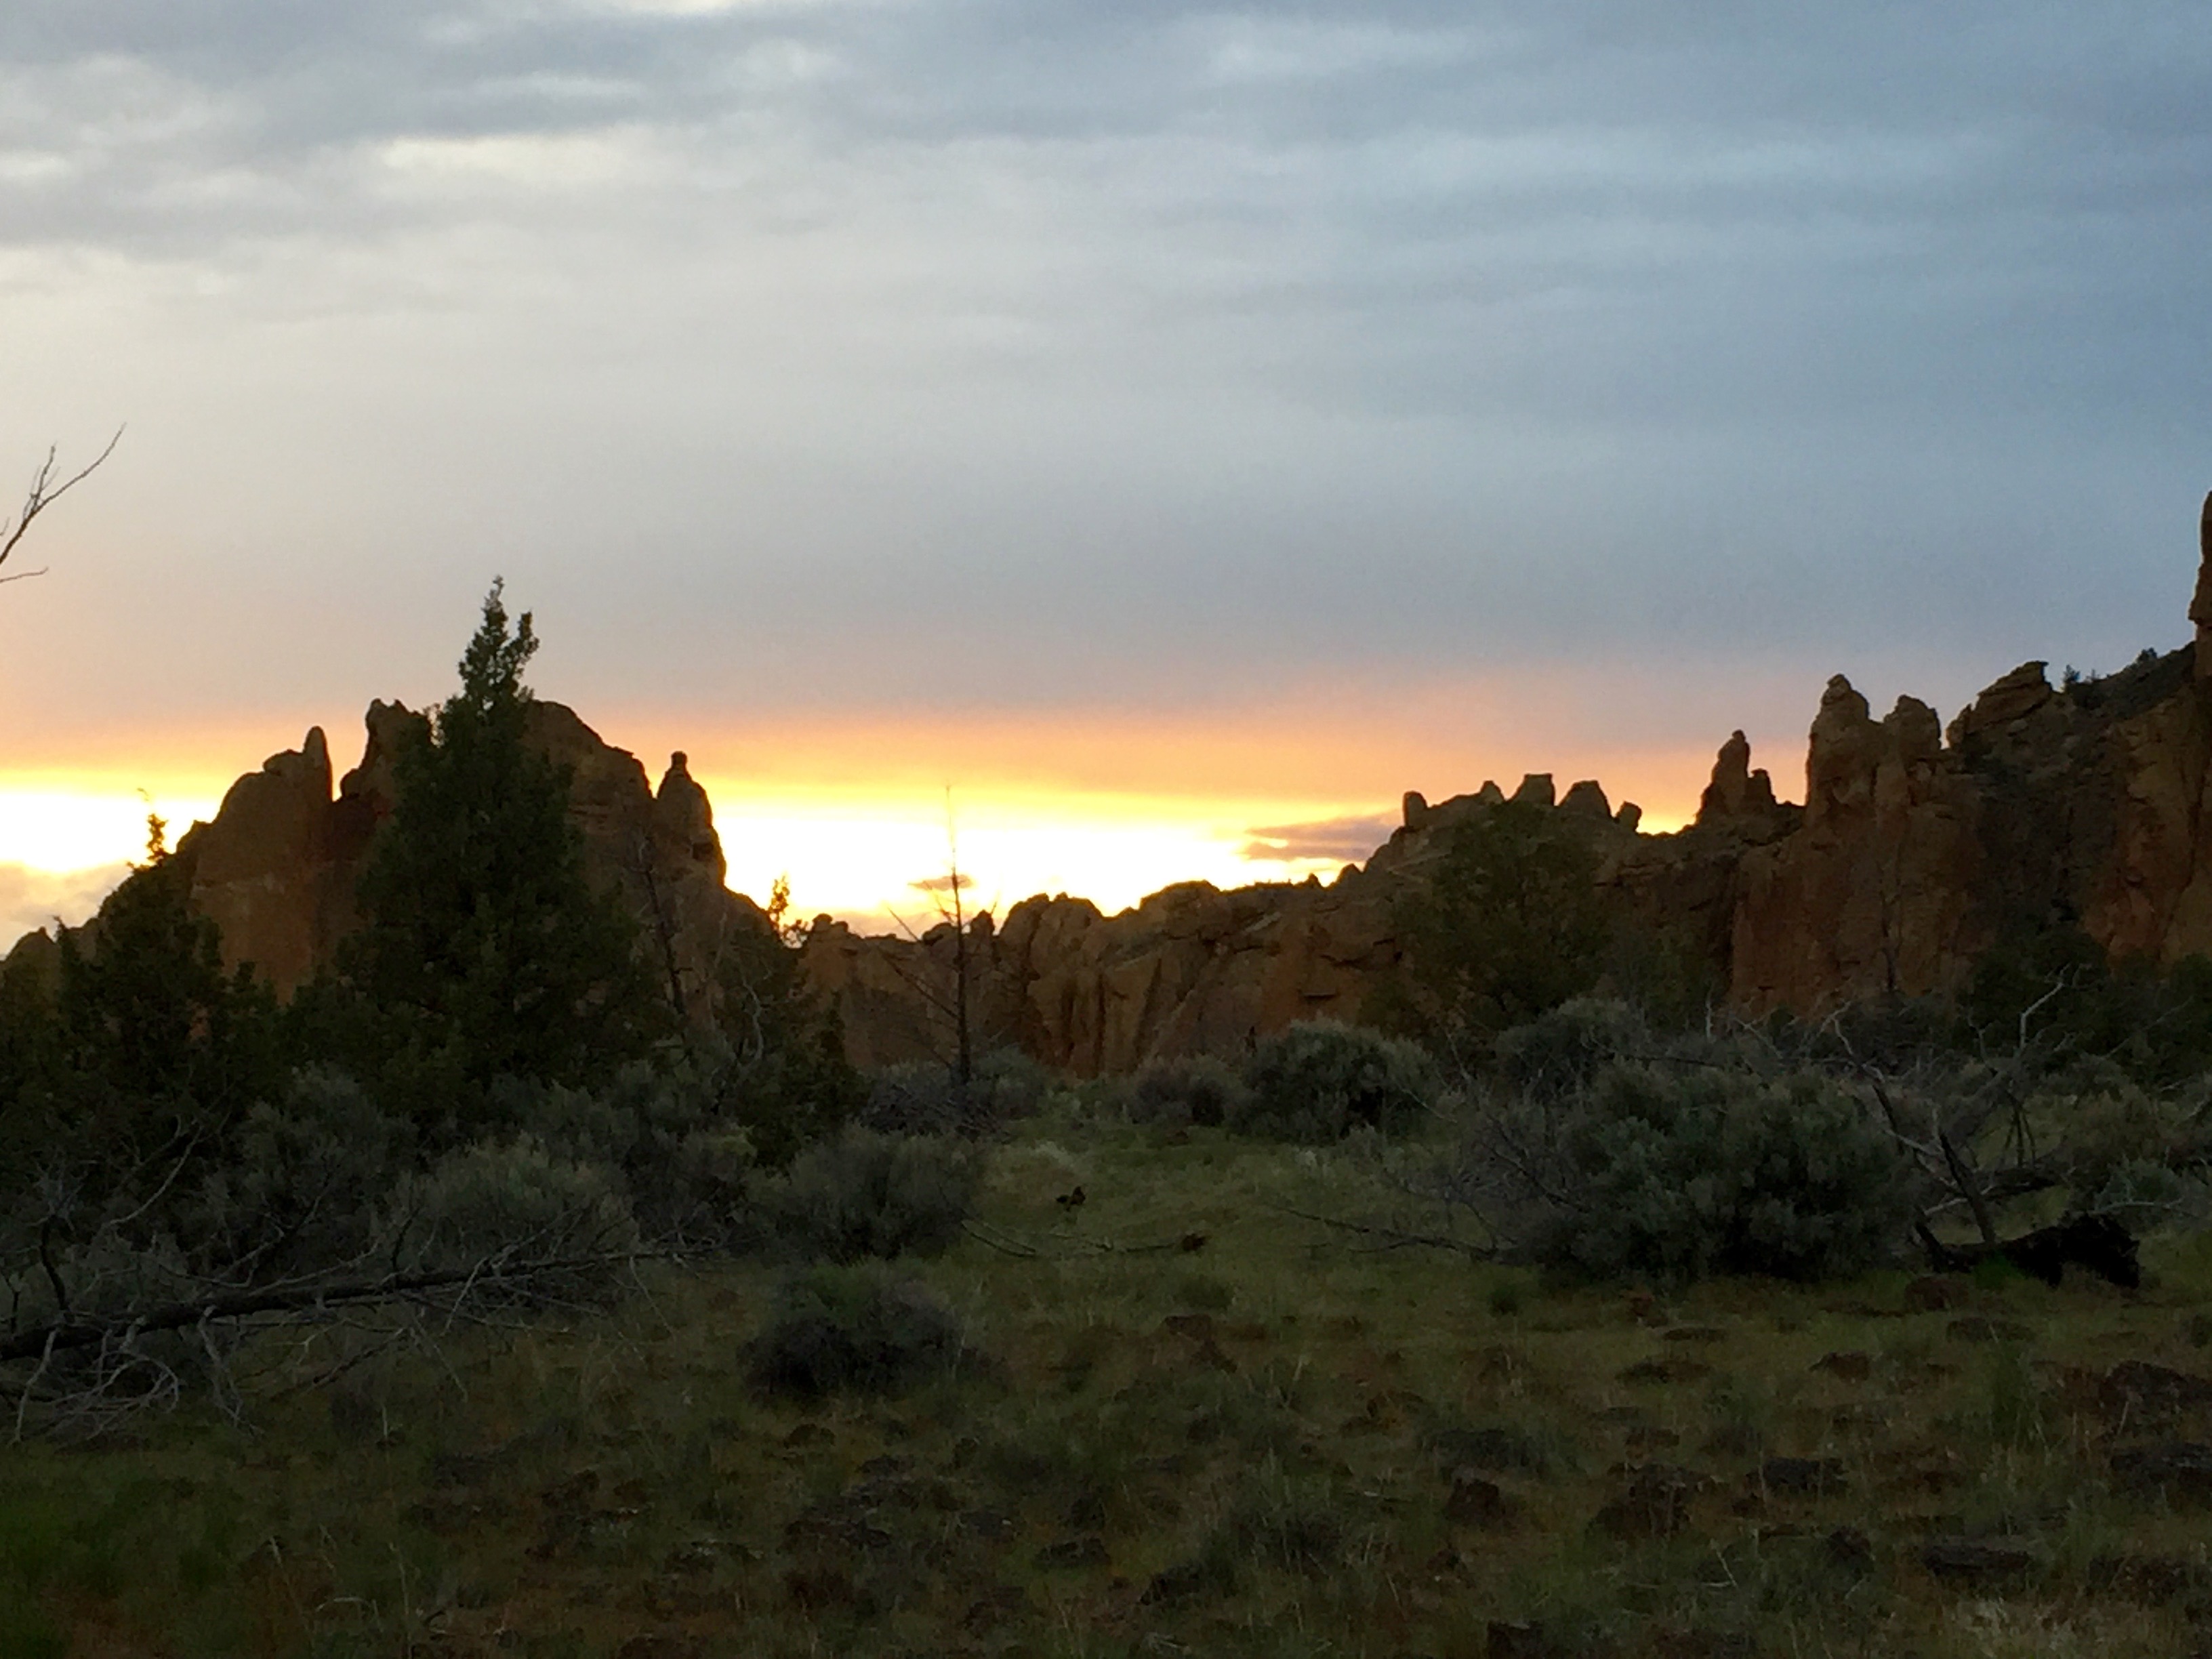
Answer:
[337,582,661,1118]
[1387,800,1610,1056]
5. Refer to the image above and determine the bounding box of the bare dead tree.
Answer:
[0,429,123,585]
[884,790,996,1090]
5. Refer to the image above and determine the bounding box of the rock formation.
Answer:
[20,699,769,1025]
[802,494,2212,1059]
[25,493,2212,1071]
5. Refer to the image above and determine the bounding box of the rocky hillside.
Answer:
[16,494,2212,1074]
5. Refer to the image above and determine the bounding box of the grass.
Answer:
[7,1102,2212,1656]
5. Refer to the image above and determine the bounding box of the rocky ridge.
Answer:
[4,699,766,1028]
[15,495,2212,1073]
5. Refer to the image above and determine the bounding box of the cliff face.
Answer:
[21,699,769,1025]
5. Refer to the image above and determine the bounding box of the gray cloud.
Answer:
[0,862,127,945]
[1242,815,1398,865]
[0,1,2205,762]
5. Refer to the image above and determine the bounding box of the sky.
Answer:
[1,1,2209,939]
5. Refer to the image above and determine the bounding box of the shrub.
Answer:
[1232,1021,1439,1143]
[1386,800,1610,1048]
[1493,998,1647,1101]
[189,1068,414,1273]
[1492,1063,1914,1283]
[494,1055,756,1242]
[745,1263,970,1399]
[1129,1054,1248,1128]
[749,1128,981,1262]
[399,1134,637,1271]
[861,1048,1052,1136]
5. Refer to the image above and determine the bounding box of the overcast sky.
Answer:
[1,1,2209,923]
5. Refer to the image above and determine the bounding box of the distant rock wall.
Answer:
[20,493,2212,1071]
[803,492,2212,1064]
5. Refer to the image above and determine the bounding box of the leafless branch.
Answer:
[0,1245,693,1366]
[0,428,123,583]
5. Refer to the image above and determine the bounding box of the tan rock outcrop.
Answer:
[177,727,340,995]
[1729,684,1981,1012]
[1696,731,1779,827]
[58,698,767,1017]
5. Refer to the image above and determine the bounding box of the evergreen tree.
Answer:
[6,818,277,1197]
[1386,800,1610,1052]
[337,582,660,1115]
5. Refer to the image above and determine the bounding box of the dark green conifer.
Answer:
[340,581,659,1113]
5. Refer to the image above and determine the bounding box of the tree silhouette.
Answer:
[337,581,660,1115]
[0,431,123,586]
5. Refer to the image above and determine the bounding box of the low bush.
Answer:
[1232,1021,1439,1143]
[1129,1054,1248,1128]
[497,1054,758,1242]
[1477,1063,1915,1283]
[745,1262,970,1399]
[861,1049,1053,1136]
[188,1067,414,1273]
[750,1128,982,1263]
[401,1135,638,1270]
[1493,998,1647,1101]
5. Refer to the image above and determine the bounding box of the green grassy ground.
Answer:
[7,1107,2212,1658]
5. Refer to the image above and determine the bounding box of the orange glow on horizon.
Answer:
[0,679,1740,929]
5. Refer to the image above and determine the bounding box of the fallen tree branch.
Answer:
[0,1246,693,1364]
[1268,1202,1494,1260]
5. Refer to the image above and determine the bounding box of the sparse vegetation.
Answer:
[744,1261,972,1399]
[18,573,2212,1650]
[1488,1061,1919,1283]
[749,1127,982,1263]
[1231,1018,1439,1142]
[1129,1052,1249,1128]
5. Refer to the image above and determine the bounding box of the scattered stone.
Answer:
[1141,1560,1218,1605]
[1824,1527,1875,1573]
[1650,1629,1757,1659]
[1811,1351,1872,1382]
[1429,1425,1555,1477]
[1619,1356,1713,1385]
[1444,1471,1521,1530]
[1486,1620,1554,1659]
[1595,1465,1702,1538]
[2110,1441,2212,1504]
[1036,1536,1111,1570]
[1758,1457,1849,1497]
[614,1636,699,1659]
[540,1470,601,1513]
[961,1584,1030,1632]
[1918,1538,2040,1586]
[1903,1277,1962,1313]
[661,1540,720,1576]
[2102,1361,2212,1426]
[2089,1551,2211,1605]
[1475,1346,1528,1382]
